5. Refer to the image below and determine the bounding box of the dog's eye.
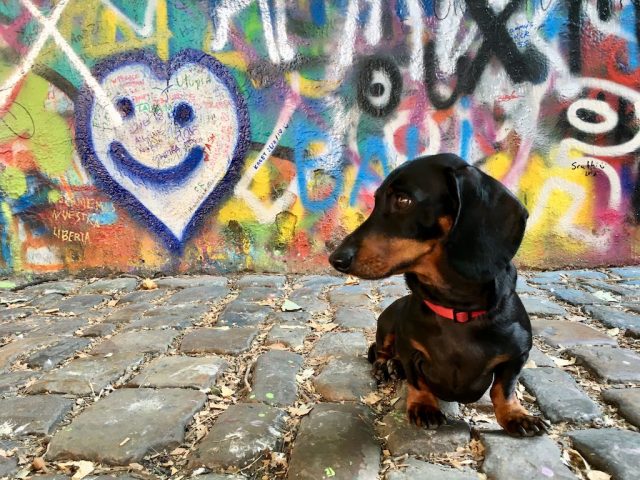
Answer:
[393,194,413,210]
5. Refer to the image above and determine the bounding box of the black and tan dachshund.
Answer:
[329,153,549,437]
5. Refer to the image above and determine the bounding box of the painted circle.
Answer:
[357,57,402,117]
[173,102,195,127]
[567,99,618,135]
[116,97,135,119]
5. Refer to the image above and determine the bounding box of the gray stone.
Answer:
[551,287,600,305]
[520,296,567,316]
[106,303,149,324]
[180,327,258,355]
[154,275,228,289]
[528,271,564,284]
[125,303,208,331]
[328,286,372,308]
[621,279,640,286]
[527,346,555,367]
[0,456,17,478]
[218,301,271,326]
[570,428,640,480]
[558,269,609,281]
[567,346,640,383]
[334,307,376,329]
[56,294,109,314]
[379,284,409,298]
[386,458,476,480]
[236,275,286,289]
[0,395,73,436]
[23,280,81,295]
[310,332,368,358]
[0,307,31,321]
[584,305,640,337]
[602,388,640,428]
[48,388,205,465]
[90,330,178,356]
[288,403,380,480]
[288,288,330,314]
[190,404,286,470]
[519,367,601,423]
[0,336,52,372]
[234,287,280,303]
[29,293,64,309]
[192,475,246,480]
[378,409,470,456]
[313,357,376,401]
[267,310,312,325]
[0,317,39,336]
[26,338,91,369]
[27,353,143,395]
[32,318,88,337]
[128,356,228,390]
[79,323,116,338]
[298,275,342,289]
[532,319,616,348]
[249,350,302,406]
[481,432,576,480]
[516,277,542,294]
[266,325,310,349]
[0,371,39,395]
[80,278,138,294]
[165,285,229,305]
[116,289,165,305]
[583,279,636,297]
[609,266,640,279]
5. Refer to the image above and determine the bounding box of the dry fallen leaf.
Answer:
[288,404,314,417]
[344,276,360,285]
[587,471,611,480]
[220,385,234,398]
[550,356,576,367]
[140,278,157,290]
[606,328,620,337]
[31,457,46,473]
[281,299,302,312]
[309,322,337,333]
[71,460,94,480]
[361,392,382,405]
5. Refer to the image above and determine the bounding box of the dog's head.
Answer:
[329,154,528,283]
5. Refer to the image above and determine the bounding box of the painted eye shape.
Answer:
[173,102,195,127]
[393,193,413,210]
[115,97,134,119]
[357,57,402,117]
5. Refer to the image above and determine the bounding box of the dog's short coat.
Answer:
[329,153,548,437]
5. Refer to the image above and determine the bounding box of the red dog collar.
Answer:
[423,299,487,323]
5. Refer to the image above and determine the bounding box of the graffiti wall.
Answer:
[0,0,639,275]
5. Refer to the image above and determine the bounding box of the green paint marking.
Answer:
[0,167,27,199]
[324,467,336,477]
[265,392,275,400]
[258,413,266,418]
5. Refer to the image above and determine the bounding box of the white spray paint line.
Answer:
[0,0,70,112]
[211,0,252,51]
[337,0,359,69]
[257,0,282,63]
[435,6,477,77]
[100,0,158,38]
[567,98,619,135]
[364,0,382,46]
[234,73,301,223]
[274,0,295,62]
[20,0,122,126]
[406,0,424,81]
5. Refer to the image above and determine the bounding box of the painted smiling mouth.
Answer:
[109,141,204,187]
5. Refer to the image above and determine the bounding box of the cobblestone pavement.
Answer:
[0,268,639,479]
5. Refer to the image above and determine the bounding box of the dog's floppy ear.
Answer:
[445,165,528,282]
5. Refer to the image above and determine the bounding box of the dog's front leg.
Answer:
[490,355,549,437]
[406,378,446,428]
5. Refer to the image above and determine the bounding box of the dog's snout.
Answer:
[329,246,356,273]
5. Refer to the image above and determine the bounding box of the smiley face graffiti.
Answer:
[75,49,250,252]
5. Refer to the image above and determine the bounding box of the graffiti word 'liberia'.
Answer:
[53,228,90,244]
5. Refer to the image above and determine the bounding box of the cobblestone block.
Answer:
[90,330,178,355]
[154,276,228,289]
[80,278,138,294]
[551,287,600,305]
[386,458,476,480]
[165,285,229,305]
[249,350,303,406]
[26,337,91,369]
[570,428,640,480]
[125,303,208,330]
[532,319,616,348]
[180,327,258,355]
[310,332,368,358]
[0,395,73,436]
[567,346,640,383]
[237,275,286,289]
[520,296,567,316]
[0,371,39,395]
[602,388,640,428]
[128,356,228,390]
[334,306,376,329]
[313,357,376,401]
[266,325,310,349]
[584,305,640,337]
[56,294,109,315]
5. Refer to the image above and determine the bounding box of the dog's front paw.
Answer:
[372,358,405,382]
[503,413,550,437]
[407,403,447,429]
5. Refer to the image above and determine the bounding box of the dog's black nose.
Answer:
[329,246,356,273]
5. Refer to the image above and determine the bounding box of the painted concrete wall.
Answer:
[0,0,639,275]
